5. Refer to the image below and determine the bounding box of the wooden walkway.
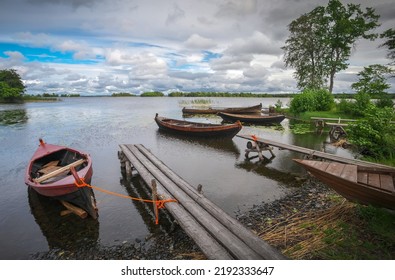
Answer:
[118,144,285,260]
[237,134,395,171]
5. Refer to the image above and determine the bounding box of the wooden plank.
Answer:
[134,144,285,260]
[34,159,86,183]
[119,145,233,260]
[60,201,88,219]
[379,174,394,192]
[126,144,262,260]
[340,164,357,182]
[368,173,380,188]
[357,172,368,184]
[309,161,329,170]
[237,135,395,171]
[38,165,61,175]
[325,163,345,176]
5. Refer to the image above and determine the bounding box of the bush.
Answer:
[290,88,334,114]
[348,107,395,158]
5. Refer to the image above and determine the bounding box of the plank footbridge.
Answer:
[118,144,285,260]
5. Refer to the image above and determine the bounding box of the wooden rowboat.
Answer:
[25,139,98,219]
[155,113,242,138]
[182,103,262,115]
[293,159,395,210]
[217,112,285,125]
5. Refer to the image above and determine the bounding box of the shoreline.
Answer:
[31,176,394,260]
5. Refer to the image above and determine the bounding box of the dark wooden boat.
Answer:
[217,112,285,125]
[25,139,98,219]
[155,113,242,138]
[182,103,262,115]
[293,159,395,210]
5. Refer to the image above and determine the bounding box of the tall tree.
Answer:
[380,28,395,66]
[282,0,380,93]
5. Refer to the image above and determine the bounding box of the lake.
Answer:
[0,97,352,259]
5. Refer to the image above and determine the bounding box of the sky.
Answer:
[0,0,394,95]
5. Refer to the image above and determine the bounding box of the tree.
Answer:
[283,0,380,93]
[380,28,395,66]
[0,69,25,101]
[351,64,393,109]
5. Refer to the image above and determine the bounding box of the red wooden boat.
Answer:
[25,139,98,219]
[155,114,242,138]
[293,159,395,210]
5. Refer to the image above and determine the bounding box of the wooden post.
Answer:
[152,179,159,224]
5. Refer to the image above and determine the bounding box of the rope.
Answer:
[74,177,177,224]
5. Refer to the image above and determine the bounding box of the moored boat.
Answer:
[293,159,395,210]
[182,103,262,115]
[217,112,285,125]
[155,113,242,138]
[25,139,98,219]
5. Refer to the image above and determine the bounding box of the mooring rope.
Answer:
[74,177,177,224]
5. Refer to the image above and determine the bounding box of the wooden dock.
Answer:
[237,134,395,171]
[118,144,285,260]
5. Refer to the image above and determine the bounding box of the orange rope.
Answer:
[75,177,177,224]
[251,134,258,142]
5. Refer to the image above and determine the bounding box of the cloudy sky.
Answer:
[0,0,394,95]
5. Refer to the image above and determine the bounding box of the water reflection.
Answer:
[119,173,175,234]
[28,187,99,250]
[0,109,28,125]
[155,129,240,158]
[235,159,299,186]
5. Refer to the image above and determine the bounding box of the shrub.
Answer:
[289,88,334,114]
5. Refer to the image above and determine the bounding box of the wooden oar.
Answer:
[33,159,86,183]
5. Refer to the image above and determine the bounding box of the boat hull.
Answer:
[25,140,98,219]
[182,103,262,115]
[155,115,242,138]
[294,159,395,210]
[217,112,285,125]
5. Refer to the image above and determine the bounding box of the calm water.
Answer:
[0,97,352,259]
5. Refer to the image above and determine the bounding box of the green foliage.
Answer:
[380,28,395,65]
[348,107,395,158]
[289,88,334,114]
[351,64,392,97]
[140,91,164,97]
[282,0,380,92]
[0,69,25,102]
[111,92,135,97]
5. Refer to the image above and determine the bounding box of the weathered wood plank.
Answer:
[340,164,357,182]
[134,144,284,260]
[34,159,86,183]
[379,174,394,192]
[325,163,345,176]
[237,135,395,171]
[357,172,368,185]
[368,173,380,189]
[126,144,262,260]
[119,145,233,260]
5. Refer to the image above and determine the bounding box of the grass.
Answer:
[259,201,395,259]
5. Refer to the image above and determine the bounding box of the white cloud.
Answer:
[0,0,394,94]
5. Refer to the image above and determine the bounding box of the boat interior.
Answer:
[30,149,87,181]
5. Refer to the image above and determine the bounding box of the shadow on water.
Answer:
[27,187,99,250]
[235,157,300,186]
[0,109,28,125]
[119,172,175,235]
[155,129,241,158]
